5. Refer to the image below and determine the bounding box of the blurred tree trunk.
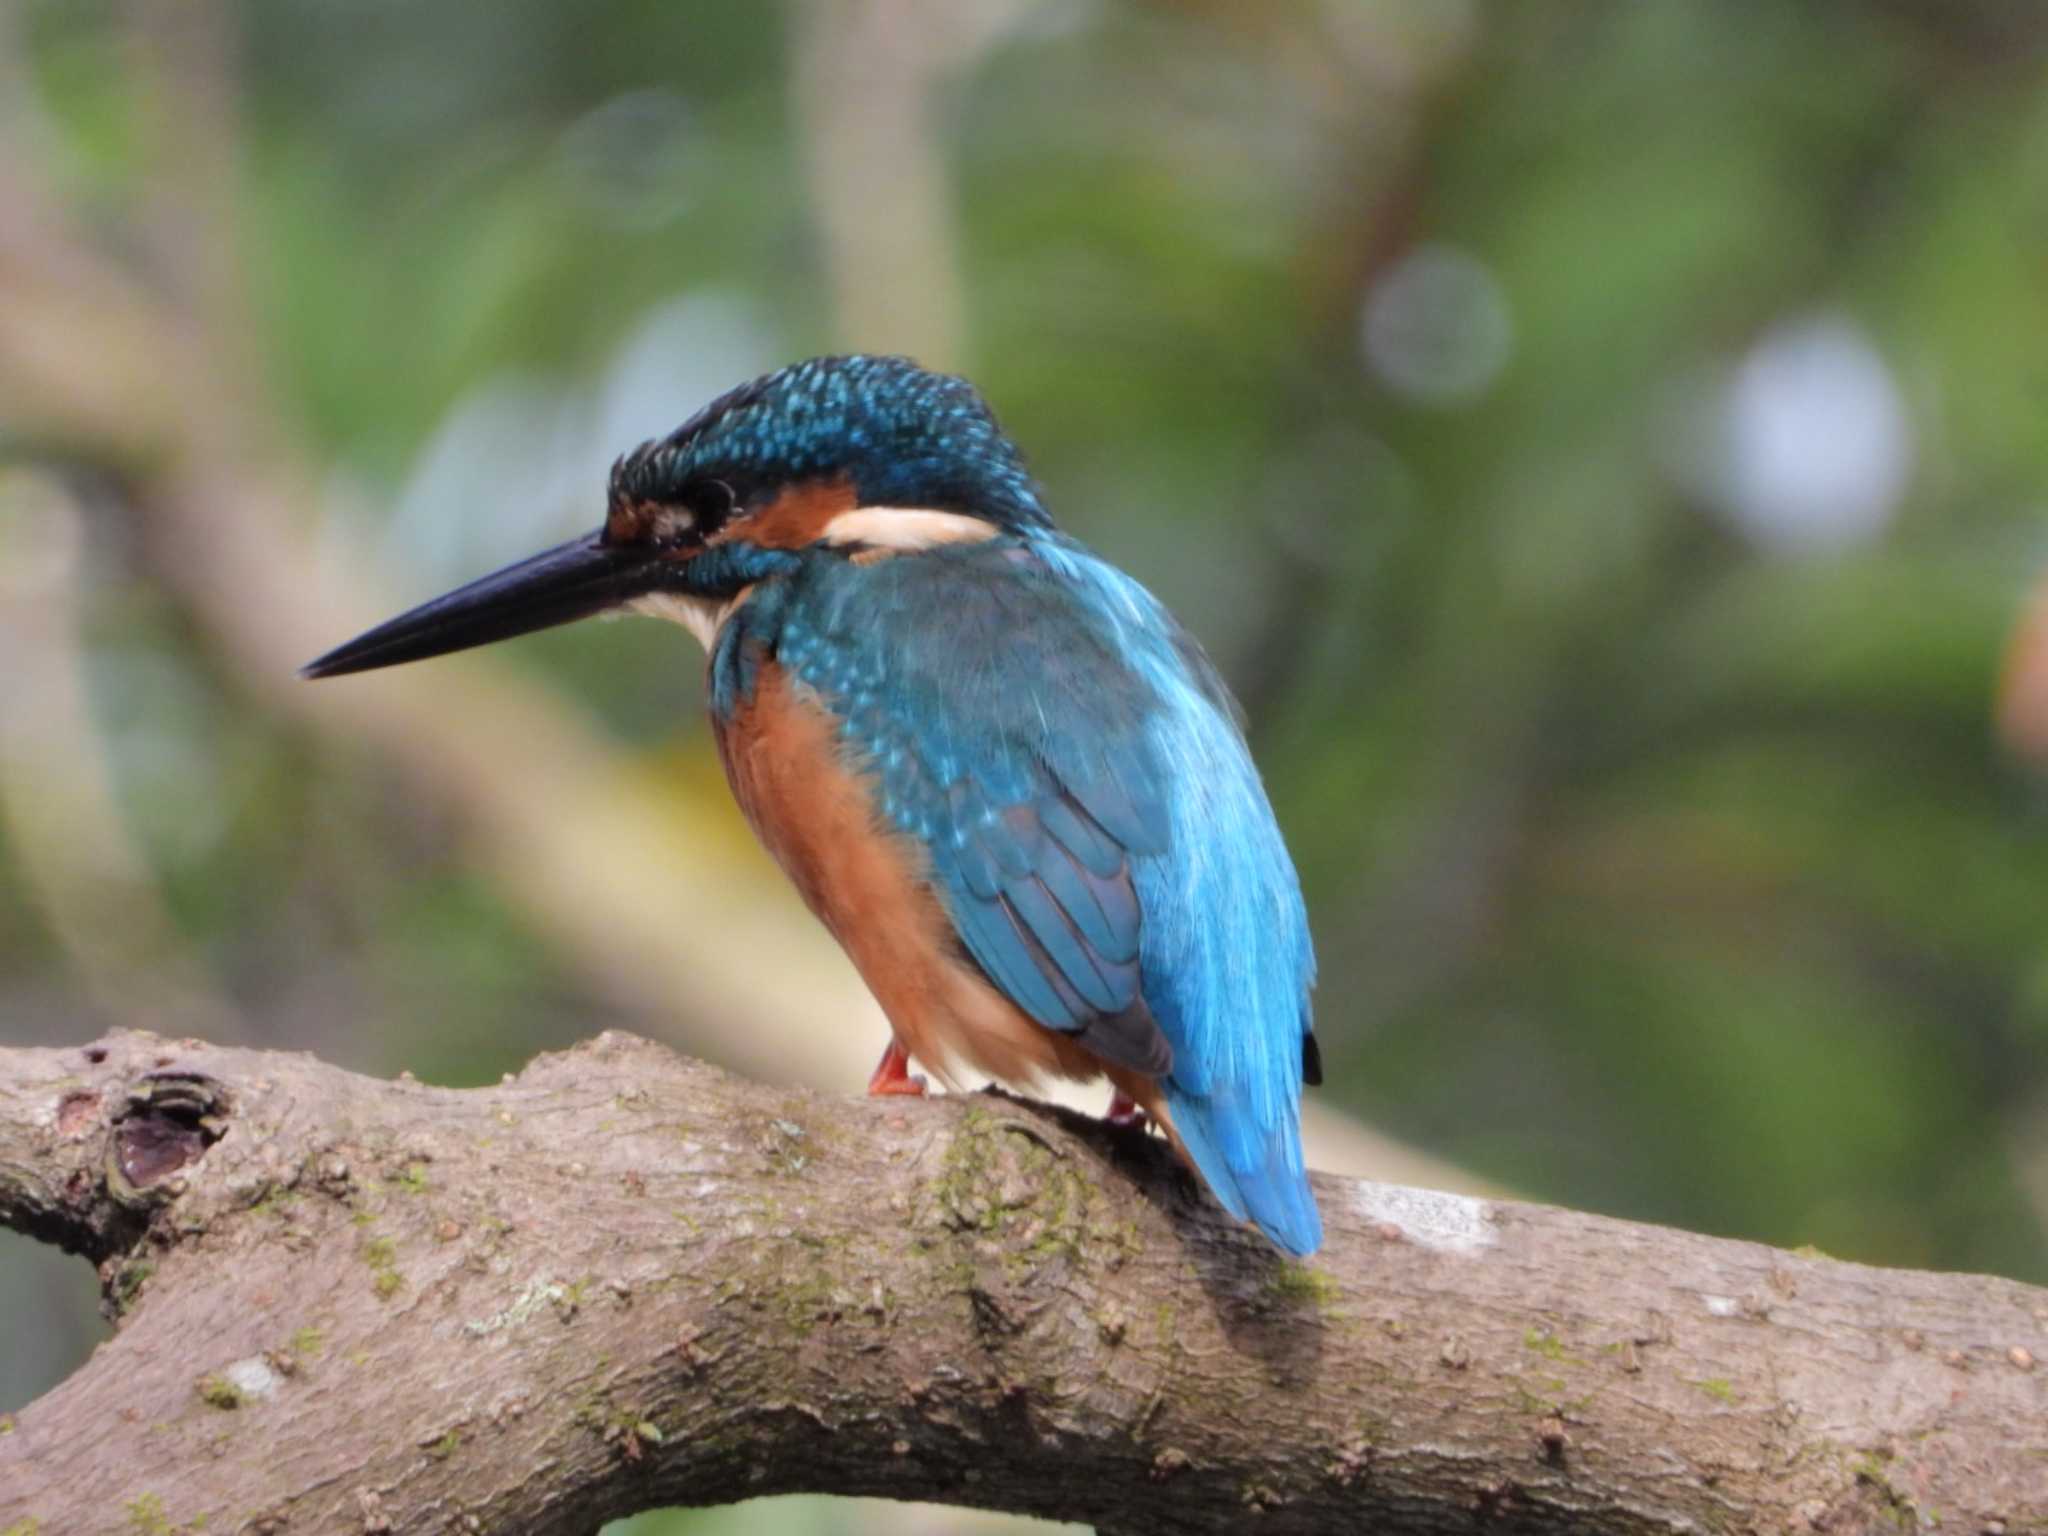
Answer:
[2,1029,2042,1535]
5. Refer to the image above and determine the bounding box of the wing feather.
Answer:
[764,543,1176,1074]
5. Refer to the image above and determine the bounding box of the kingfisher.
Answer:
[304,356,1323,1255]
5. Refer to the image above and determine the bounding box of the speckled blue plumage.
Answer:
[615,355,1051,532]
[708,532,1322,1256]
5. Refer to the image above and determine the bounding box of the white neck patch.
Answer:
[629,508,1000,651]
[821,506,1000,551]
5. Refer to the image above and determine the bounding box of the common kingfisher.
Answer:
[305,356,1323,1255]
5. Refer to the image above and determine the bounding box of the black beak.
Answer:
[301,529,662,679]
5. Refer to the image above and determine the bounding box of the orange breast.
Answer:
[714,656,1159,1110]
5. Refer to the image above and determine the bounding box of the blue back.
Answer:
[714,531,1322,1255]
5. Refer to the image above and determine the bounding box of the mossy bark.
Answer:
[1,1029,2043,1534]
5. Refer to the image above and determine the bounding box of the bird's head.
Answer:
[302,355,1048,678]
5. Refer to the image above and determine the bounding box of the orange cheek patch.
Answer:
[737,476,860,551]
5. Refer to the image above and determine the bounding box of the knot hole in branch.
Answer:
[108,1071,231,1200]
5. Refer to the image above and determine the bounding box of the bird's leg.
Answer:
[866,1037,928,1097]
[1105,1090,1147,1130]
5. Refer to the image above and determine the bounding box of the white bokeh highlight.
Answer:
[1361,242,1514,407]
[1711,314,1913,556]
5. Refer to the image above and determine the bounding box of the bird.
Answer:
[304,355,1323,1255]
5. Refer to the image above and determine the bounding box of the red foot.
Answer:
[1105,1091,1147,1130]
[867,1038,928,1098]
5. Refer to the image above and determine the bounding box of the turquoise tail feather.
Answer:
[1167,1084,1322,1257]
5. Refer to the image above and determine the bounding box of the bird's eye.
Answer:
[641,478,736,549]
[680,478,737,532]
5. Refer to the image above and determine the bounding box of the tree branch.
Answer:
[2,1031,2042,1535]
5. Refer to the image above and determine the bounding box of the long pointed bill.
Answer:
[301,530,663,679]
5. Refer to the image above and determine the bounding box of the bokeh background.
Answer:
[6,2,2048,1531]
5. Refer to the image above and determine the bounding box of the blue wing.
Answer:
[725,535,1321,1255]
[1036,543,1323,1258]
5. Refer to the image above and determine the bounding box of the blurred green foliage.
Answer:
[5,2,2048,1531]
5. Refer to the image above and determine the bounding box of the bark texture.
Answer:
[1,1030,2043,1535]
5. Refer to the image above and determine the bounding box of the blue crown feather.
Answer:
[613,355,1053,531]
